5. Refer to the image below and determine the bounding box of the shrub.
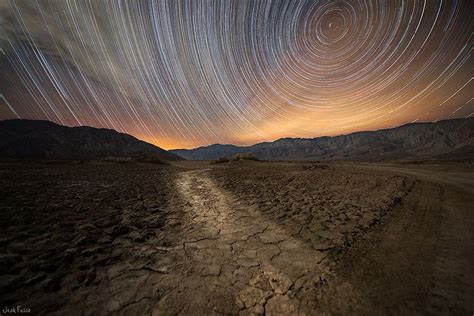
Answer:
[99,156,168,164]
[136,156,168,164]
[211,157,229,164]
[231,152,258,161]
[100,157,134,163]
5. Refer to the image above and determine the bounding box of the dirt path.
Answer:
[370,165,474,314]
[166,169,331,315]
[333,164,474,314]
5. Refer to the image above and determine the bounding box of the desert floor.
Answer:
[0,160,472,315]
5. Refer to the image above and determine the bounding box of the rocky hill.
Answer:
[0,119,183,161]
[171,118,474,161]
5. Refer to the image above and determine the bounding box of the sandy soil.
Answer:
[0,161,472,315]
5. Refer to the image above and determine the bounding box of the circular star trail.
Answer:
[0,0,472,149]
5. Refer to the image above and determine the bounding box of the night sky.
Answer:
[0,0,473,149]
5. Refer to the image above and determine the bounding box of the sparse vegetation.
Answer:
[303,162,329,170]
[210,157,230,164]
[136,156,168,164]
[231,152,258,161]
[100,157,134,163]
[210,153,260,164]
[99,156,167,164]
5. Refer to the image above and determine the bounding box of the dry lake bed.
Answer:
[1,160,472,315]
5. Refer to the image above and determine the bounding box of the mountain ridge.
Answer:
[170,117,474,161]
[0,119,184,161]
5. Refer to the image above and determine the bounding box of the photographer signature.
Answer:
[1,306,31,314]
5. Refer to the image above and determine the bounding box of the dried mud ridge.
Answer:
[175,169,328,315]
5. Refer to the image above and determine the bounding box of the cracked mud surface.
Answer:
[1,161,473,315]
[174,169,328,315]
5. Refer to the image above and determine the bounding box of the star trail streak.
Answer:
[0,0,473,149]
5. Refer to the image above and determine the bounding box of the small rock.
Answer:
[0,253,22,272]
[147,217,165,229]
[61,252,75,264]
[43,275,63,293]
[81,246,102,257]
[266,270,293,295]
[148,264,170,274]
[74,236,96,247]
[97,235,113,244]
[200,263,221,276]
[128,231,144,242]
[65,248,78,255]
[249,273,272,291]
[111,225,130,237]
[25,273,47,286]
[84,269,96,286]
[236,258,260,268]
[78,223,98,231]
[109,248,124,263]
[39,260,58,273]
[265,294,301,315]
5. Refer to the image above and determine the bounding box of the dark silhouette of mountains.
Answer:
[0,120,183,161]
[171,118,474,161]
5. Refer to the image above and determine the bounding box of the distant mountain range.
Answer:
[171,118,474,161]
[0,120,183,161]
